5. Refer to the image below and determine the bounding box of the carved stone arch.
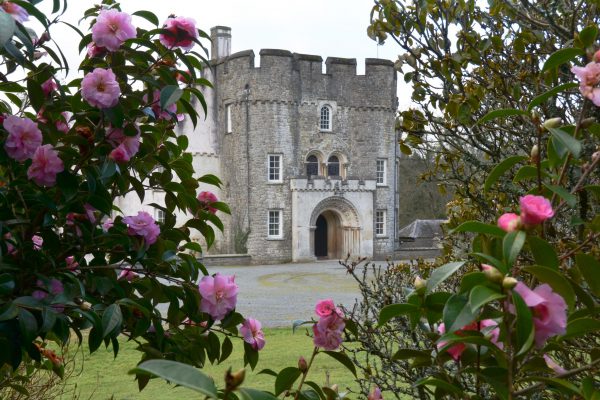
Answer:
[310,196,360,227]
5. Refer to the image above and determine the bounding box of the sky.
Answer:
[39,0,409,108]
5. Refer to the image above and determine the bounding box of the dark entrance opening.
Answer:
[314,215,328,258]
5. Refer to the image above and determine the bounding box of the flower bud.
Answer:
[414,276,426,291]
[298,356,308,373]
[482,264,504,283]
[80,301,92,311]
[225,368,245,391]
[542,117,561,130]
[503,276,518,290]
[594,49,600,63]
[530,144,539,163]
[592,151,600,162]
[581,117,596,128]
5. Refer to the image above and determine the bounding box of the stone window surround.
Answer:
[267,209,283,239]
[317,100,337,133]
[267,153,283,183]
[225,103,232,134]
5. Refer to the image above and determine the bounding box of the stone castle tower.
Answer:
[118,26,399,263]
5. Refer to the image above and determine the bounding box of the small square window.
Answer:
[376,159,387,185]
[268,210,282,238]
[268,154,282,182]
[226,104,232,133]
[375,210,386,236]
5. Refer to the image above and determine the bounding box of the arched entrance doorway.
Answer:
[309,196,361,259]
[314,211,342,259]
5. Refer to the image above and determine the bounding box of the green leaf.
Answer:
[130,360,217,398]
[579,25,599,48]
[160,85,183,110]
[470,252,507,274]
[476,108,528,125]
[547,127,582,158]
[443,293,476,333]
[523,266,575,311]
[484,156,528,192]
[414,377,463,396]
[237,388,279,400]
[512,291,535,356]
[542,48,584,72]
[275,367,302,396]
[426,261,466,294]
[378,303,418,326]
[322,351,357,377]
[521,377,580,396]
[450,221,505,237]
[585,185,600,201]
[0,274,15,295]
[480,367,508,400]
[544,184,577,207]
[503,231,526,268]
[132,10,159,26]
[576,253,600,297]
[513,165,539,183]
[0,11,16,47]
[18,308,38,341]
[26,78,44,111]
[392,348,431,361]
[102,304,122,338]
[527,83,578,112]
[469,285,505,312]
[527,237,559,269]
[563,318,600,339]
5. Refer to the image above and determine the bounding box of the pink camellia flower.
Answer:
[543,354,566,375]
[240,318,266,351]
[498,212,520,232]
[197,191,218,214]
[102,218,114,232]
[91,9,136,52]
[519,195,554,226]
[32,235,43,250]
[367,387,383,400]
[87,42,108,58]
[198,273,238,321]
[106,124,141,162]
[27,144,64,187]
[65,256,79,271]
[123,211,160,245]
[572,62,600,104]
[313,310,345,351]
[315,298,341,317]
[55,112,71,133]
[437,319,502,361]
[84,203,97,224]
[81,68,121,109]
[41,78,58,97]
[1,2,28,23]
[143,90,181,120]
[159,16,198,51]
[3,115,43,162]
[48,278,64,295]
[118,267,138,281]
[3,233,16,255]
[513,282,567,347]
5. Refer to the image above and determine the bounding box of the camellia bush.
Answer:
[0,0,285,397]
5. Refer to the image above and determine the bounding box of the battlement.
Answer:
[219,49,395,79]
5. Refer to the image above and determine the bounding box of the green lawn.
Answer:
[60,328,360,399]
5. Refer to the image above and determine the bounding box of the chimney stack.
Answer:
[210,26,231,60]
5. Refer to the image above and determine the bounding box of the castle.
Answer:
[117,26,399,264]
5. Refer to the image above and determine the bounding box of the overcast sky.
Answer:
[42,0,409,108]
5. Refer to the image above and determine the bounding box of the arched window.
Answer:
[306,155,319,177]
[327,155,340,177]
[320,105,331,131]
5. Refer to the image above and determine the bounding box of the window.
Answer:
[156,209,166,224]
[268,154,282,182]
[327,155,340,177]
[375,210,386,236]
[268,210,282,238]
[320,105,331,131]
[376,159,387,185]
[226,104,232,133]
[306,155,319,177]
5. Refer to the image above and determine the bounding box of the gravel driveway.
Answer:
[206,260,371,328]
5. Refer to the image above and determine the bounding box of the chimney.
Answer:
[210,26,231,60]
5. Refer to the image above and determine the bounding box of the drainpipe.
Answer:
[244,84,251,230]
[394,129,398,249]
